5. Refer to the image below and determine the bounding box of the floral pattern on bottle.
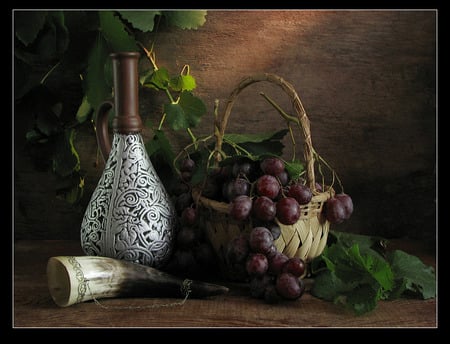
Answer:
[80,133,176,268]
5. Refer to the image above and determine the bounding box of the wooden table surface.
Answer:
[12,239,437,329]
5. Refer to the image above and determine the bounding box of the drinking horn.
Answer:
[47,256,229,307]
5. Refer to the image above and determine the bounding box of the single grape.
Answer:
[276,197,301,225]
[287,183,313,205]
[232,158,254,178]
[249,274,273,299]
[256,174,281,199]
[249,227,274,254]
[226,234,250,264]
[275,272,304,300]
[260,157,285,176]
[175,192,193,215]
[276,170,289,186]
[246,253,269,277]
[181,207,198,226]
[282,257,306,277]
[252,196,276,222]
[325,196,347,224]
[229,195,253,221]
[268,251,289,275]
[222,177,251,201]
[268,223,281,241]
[264,284,282,304]
[335,193,354,219]
[180,157,196,172]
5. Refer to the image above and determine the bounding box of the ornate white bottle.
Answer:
[80,52,176,268]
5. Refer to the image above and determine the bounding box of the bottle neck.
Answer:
[111,52,143,133]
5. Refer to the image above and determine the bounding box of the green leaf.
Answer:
[170,74,197,92]
[99,11,138,52]
[221,129,288,160]
[387,250,436,300]
[15,11,48,46]
[145,130,175,166]
[141,68,170,90]
[163,10,207,29]
[346,284,379,315]
[311,269,357,301]
[118,11,161,32]
[84,34,111,111]
[75,95,93,123]
[224,130,286,145]
[329,230,388,255]
[284,160,305,181]
[164,103,188,130]
[178,91,206,127]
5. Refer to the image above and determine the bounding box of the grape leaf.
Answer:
[118,11,161,32]
[164,103,188,130]
[387,249,436,300]
[163,10,207,29]
[99,11,138,52]
[145,130,175,168]
[170,74,197,92]
[178,91,206,127]
[15,11,48,46]
[224,130,287,145]
[141,68,170,90]
[284,160,304,181]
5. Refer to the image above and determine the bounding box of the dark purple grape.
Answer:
[325,197,347,224]
[229,195,253,221]
[252,196,276,222]
[260,157,285,176]
[232,159,254,177]
[276,170,289,186]
[264,284,282,304]
[275,272,305,300]
[287,183,313,205]
[335,193,354,219]
[256,174,281,200]
[175,192,193,215]
[222,177,251,201]
[180,157,195,172]
[315,182,323,192]
[172,181,190,196]
[246,253,269,277]
[268,223,281,241]
[268,251,289,275]
[249,227,274,254]
[181,207,197,226]
[226,234,250,264]
[282,257,306,277]
[180,171,192,182]
[249,274,273,299]
[276,197,301,225]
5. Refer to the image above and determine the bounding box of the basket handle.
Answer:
[214,73,316,191]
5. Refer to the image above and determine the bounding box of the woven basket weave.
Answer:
[192,73,334,279]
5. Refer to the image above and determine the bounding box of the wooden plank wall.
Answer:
[14,10,437,248]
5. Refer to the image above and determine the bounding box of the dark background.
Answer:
[14,10,437,250]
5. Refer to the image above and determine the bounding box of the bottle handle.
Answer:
[96,101,114,162]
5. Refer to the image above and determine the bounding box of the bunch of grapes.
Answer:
[163,157,219,280]
[226,227,306,303]
[168,154,353,303]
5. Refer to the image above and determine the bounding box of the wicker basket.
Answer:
[192,73,335,279]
